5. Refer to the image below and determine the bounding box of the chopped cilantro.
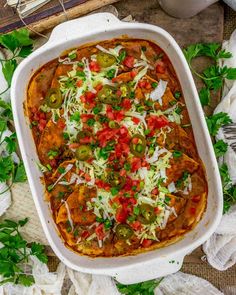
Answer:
[124,163,131,171]
[47,184,54,192]
[87,118,95,126]
[106,68,116,79]
[111,187,119,196]
[70,111,80,122]
[174,91,181,99]
[175,106,182,114]
[169,100,177,106]
[144,129,151,135]
[152,82,158,88]
[58,167,66,174]
[118,50,127,63]
[173,150,183,158]
[63,132,69,140]
[141,46,147,52]
[68,52,77,60]
[133,207,140,215]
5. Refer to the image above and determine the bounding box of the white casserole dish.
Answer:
[11,13,223,284]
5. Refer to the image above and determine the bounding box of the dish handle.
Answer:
[48,13,121,44]
[110,254,185,285]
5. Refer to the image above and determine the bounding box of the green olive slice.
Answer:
[46,88,63,109]
[116,224,134,240]
[75,145,92,161]
[97,52,116,68]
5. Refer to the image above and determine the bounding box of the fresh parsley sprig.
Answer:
[0,218,48,286]
[0,29,33,94]
[116,278,164,295]
[0,29,32,194]
[185,41,236,213]
[183,43,236,106]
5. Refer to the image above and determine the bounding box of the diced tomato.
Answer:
[138,80,147,88]
[132,137,139,144]
[123,56,135,68]
[122,98,132,110]
[131,69,137,78]
[192,195,201,203]
[32,107,37,114]
[81,114,94,123]
[145,81,151,89]
[39,112,46,120]
[156,61,166,74]
[190,207,196,215]
[131,157,142,172]
[151,188,159,195]
[69,143,80,149]
[95,83,103,92]
[132,117,140,124]
[120,169,126,177]
[81,230,90,239]
[49,159,57,168]
[154,207,160,214]
[95,224,105,240]
[79,136,92,144]
[130,220,142,231]
[80,95,86,103]
[116,89,122,97]
[57,119,65,129]
[95,179,110,190]
[146,115,169,131]
[76,80,83,87]
[116,207,128,223]
[142,239,153,248]
[38,124,45,132]
[84,173,91,182]
[39,119,47,127]
[128,197,137,205]
[89,61,100,72]
[84,91,96,104]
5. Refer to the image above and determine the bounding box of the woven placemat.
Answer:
[224,4,236,39]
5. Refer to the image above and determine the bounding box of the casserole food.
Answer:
[26,38,207,257]
[11,13,222,283]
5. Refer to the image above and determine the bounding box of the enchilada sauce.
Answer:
[27,39,207,257]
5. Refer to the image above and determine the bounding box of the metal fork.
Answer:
[222,123,236,153]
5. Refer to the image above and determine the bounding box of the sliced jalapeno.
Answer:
[119,83,130,98]
[130,134,146,158]
[116,224,134,240]
[138,204,156,224]
[97,52,116,68]
[75,145,92,161]
[98,85,121,105]
[46,88,63,109]
[107,171,125,188]
[108,121,120,129]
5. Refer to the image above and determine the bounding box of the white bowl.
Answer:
[11,13,223,284]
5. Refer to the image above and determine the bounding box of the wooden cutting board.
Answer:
[0,0,119,33]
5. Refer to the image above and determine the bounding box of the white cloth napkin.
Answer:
[203,29,236,274]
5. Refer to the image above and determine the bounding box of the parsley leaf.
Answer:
[213,140,228,157]
[199,87,210,106]
[2,60,17,87]
[206,112,232,136]
[14,162,27,183]
[0,218,47,286]
[4,132,17,154]
[30,242,48,263]
[116,278,163,295]
[0,156,14,182]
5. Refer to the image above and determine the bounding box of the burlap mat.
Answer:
[2,2,236,292]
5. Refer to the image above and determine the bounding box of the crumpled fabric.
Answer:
[202,29,236,274]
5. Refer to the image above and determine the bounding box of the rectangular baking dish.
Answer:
[11,13,223,284]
